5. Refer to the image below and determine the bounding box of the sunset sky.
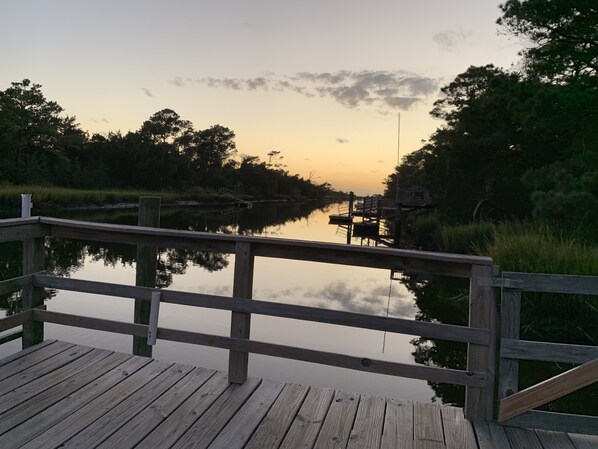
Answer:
[1,1,521,194]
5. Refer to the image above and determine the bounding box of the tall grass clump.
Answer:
[411,215,442,250]
[486,231,598,275]
[440,222,496,254]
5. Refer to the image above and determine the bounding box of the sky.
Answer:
[1,0,521,194]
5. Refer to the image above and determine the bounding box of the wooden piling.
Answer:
[133,196,160,357]
[21,193,44,348]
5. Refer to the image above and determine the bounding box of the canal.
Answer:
[0,200,469,404]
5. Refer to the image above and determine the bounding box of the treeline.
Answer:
[0,82,335,199]
[384,0,598,229]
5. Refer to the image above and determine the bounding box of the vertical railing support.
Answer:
[21,194,44,348]
[498,287,522,400]
[228,241,254,383]
[465,264,497,421]
[133,196,160,357]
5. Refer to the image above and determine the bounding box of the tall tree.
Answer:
[0,79,85,185]
[184,125,237,183]
[498,0,598,84]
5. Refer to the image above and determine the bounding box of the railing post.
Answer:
[228,241,254,383]
[465,264,497,421]
[21,194,44,348]
[133,196,160,357]
[498,287,521,401]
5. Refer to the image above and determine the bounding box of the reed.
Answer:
[439,222,496,254]
[0,185,221,212]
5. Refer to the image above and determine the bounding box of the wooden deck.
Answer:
[0,340,595,449]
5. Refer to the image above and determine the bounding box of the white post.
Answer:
[21,194,32,218]
[147,291,161,346]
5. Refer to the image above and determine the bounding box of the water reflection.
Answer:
[0,201,439,403]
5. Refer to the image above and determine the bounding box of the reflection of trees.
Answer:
[401,273,469,406]
[2,201,335,315]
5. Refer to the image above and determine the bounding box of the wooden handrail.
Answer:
[32,274,490,345]
[30,308,487,387]
[498,358,598,423]
[0,215,497,421]
[0,310,33,333]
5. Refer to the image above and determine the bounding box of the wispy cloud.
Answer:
[169,70,439,113]
[432,29,472,52]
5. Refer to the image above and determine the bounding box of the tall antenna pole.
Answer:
[395,113,401,201]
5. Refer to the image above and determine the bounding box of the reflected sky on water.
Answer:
[1,202,437,402]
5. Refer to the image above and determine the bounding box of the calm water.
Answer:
[0,201,443,403]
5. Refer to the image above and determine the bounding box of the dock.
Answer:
[1,340,596,449]
[0,206,597,448]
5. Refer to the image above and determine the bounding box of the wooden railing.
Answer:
[0,215,497,421]
[497,272,598,434]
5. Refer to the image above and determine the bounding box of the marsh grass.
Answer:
[440,222,496,254]
[0,185,223,212]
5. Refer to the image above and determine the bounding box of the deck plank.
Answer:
[59,363,197,449]
[20,359,174,449]
[0,341,596,449]
[134,372,231,449]
[442,406,478,449]
[504,427,544,449]
[381,399,413,449]
[134,374,250,449]
[536,430,577,449]
[281,386,335,449]
[96,367,217,449]
[313,389,361,449]
[0,348,116,424]
[569,433,598,449]
[414,402,444,448]
[208,379,285,449]
[347,395,386,449]
[0,344,93,396]
[169,377,262,449]
[0,339,57,368]
[0,354,151,448]
[473,421,513,449]
[245,383,310,449]
[0,340,73,383]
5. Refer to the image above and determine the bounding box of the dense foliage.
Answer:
[0,84,335,200]
[384,0,598,228]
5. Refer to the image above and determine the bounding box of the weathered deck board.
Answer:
[245,383,310,449]
[441,406,478,449]
[0,355,151,448]
[280,386,335,449]
[347,394,386,449]
[58,363,197,449]
[208,379,285,448]
[99,368,220,449]
[0,351,130,436]
[314,390,361,449]
[134,371,231,449]
[0,340,73,382]
[0,341,595,449]
[381,399,413,449]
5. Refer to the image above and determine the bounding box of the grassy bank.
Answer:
[0,185,239,213]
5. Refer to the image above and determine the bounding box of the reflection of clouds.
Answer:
[303,279,416,318]
[193,280,417,319]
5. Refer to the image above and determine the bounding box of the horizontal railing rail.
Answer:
[0,215,497,420]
